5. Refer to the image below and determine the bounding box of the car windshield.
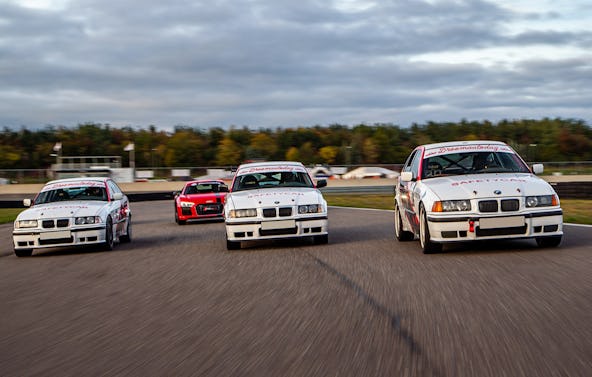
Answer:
[34,185,107,204]
[232,171,314,191]
[422,151,531,179]
[184,182,228,195]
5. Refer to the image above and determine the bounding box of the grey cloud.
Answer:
[0,0,590,129]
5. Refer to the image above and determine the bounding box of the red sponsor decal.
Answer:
[237,165,307,175]
[451,178,527,186]
[247,191,305,198]
[424,144,514,158]
[42,180,104,192]
[36,205,90,211]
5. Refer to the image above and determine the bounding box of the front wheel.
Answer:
[175,210,186,225]
[14,249,33,257]
[313,234,329,245]
[419,205,442,254]
[226,239,240,250]
[536,235,562,248]
[102,217,114,251]
[395,203,414,241]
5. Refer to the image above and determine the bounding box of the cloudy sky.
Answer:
[1,0,591,130]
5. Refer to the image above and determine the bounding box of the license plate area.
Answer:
[260,220,295,230]
[40,230,72,240]
[479,216,525,230]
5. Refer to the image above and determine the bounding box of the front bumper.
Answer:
[13,226,107,250]
[177,203,224,221]
[426,210,563,243]
[225,216,328,242]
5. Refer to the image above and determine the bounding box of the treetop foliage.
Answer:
[1,118,590,169]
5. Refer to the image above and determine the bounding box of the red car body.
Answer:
[174,180,228,224]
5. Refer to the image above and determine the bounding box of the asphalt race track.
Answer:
[1,201,591,377]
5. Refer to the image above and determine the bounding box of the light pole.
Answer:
[124,143,135,180]
[346,145,352,166]
[49,142,62,179]
[529,144,538,163]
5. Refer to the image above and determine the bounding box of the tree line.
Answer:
[1,117,591,170]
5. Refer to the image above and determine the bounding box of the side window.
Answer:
[107,180,122,198]
[410,150,422,179]
[402,150,418,173]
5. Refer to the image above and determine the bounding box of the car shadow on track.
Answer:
[24,244,124,257]
[438,238,552,254]
[231,237,326,252]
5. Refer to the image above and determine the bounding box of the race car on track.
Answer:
[12,177,132,257]
[174,180,228,224]
[224,161,328,250]
[394,140,563,253]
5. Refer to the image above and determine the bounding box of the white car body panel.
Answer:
[13,177,131,254]
[395,140,563,251]
[224,161,328,246]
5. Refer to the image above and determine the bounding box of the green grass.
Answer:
[0,208,24,225]
[560,200,592,225]
[324,194,394,210]
[1,197,590,225]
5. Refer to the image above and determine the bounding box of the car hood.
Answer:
[16,201,107,221]
[227,187,324,209]
[423,173,556,200]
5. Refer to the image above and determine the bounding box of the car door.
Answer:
[107,180,127,227]
[398,148,423,232]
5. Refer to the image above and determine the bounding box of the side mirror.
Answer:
[400,171,413,182]
[316,179,327,188]
[532,164,544,175]
[23,198,32,207]
[112,192,123,201]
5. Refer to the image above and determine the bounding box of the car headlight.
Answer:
[228,208,257,218]
[180,201,194,208]
[75,216,102,225]
[298,204,323,214]
[432,200,472,212]
[15,220,38,229]
[526,195,558,208]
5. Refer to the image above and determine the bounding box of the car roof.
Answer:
[420,140,509,150]
[185,179,224,186]
[237,161,305,169]
[44,177,109,185]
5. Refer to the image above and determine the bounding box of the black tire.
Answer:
[14,249,33,257]
[175,210,186,225]
[103,217,114,251]
[226,239,240,250]
[419,205,442,254]
[395,203,414,241]
[536,235,562,248]
[120,217,132,243]
[313,234,329,245]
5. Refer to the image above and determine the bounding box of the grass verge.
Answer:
[0,208,24,225]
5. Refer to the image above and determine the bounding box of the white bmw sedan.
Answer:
[394,140,563,253]
[12,177,132,256]
[224,161,328,250]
